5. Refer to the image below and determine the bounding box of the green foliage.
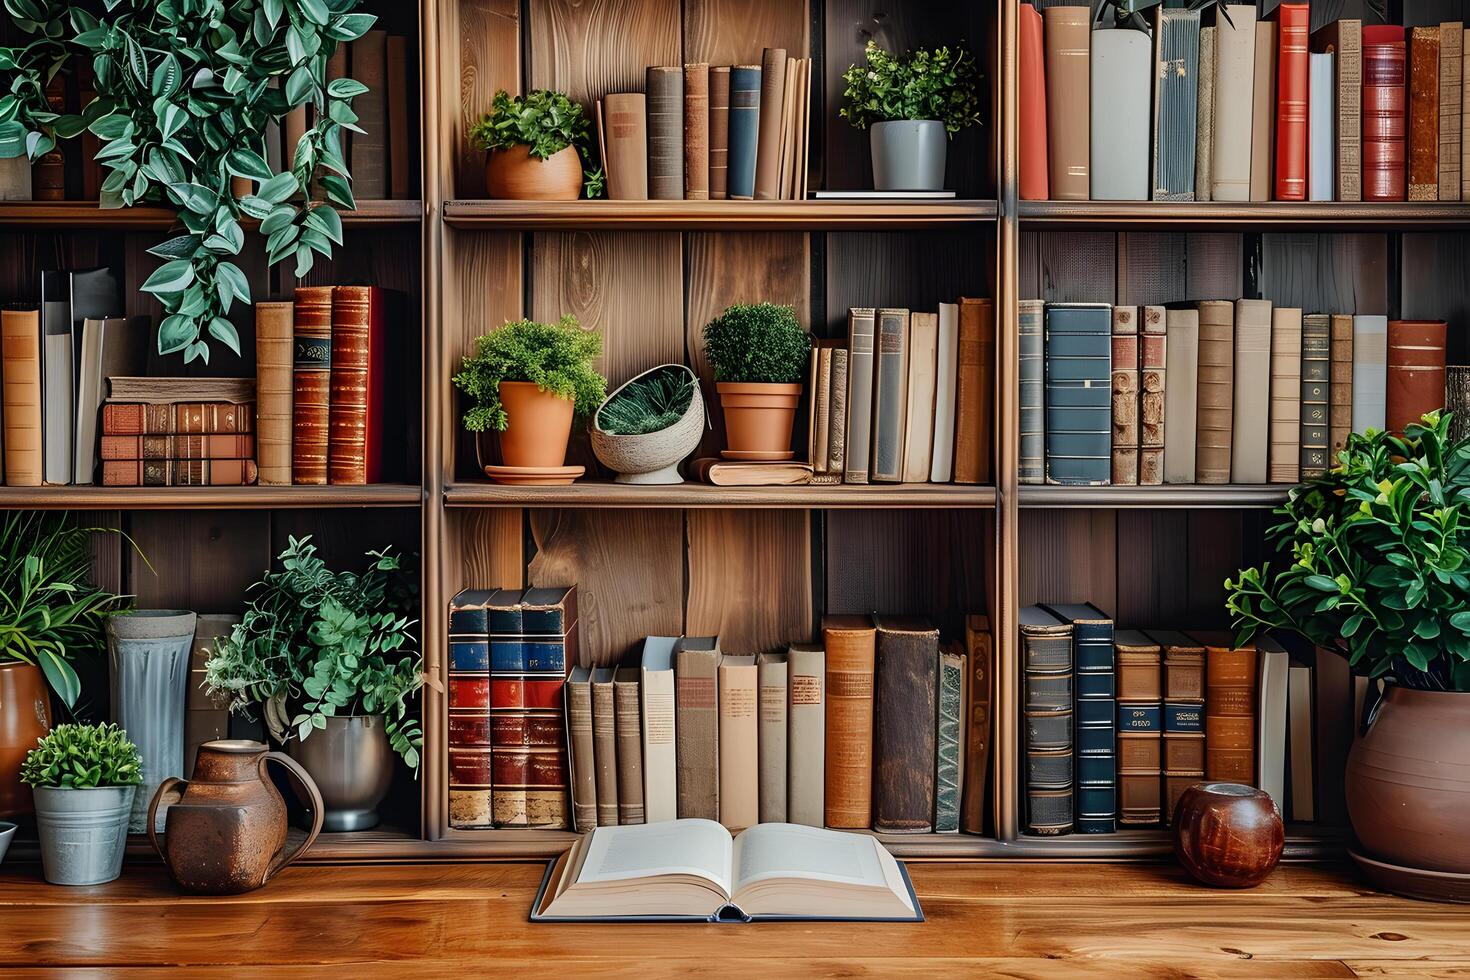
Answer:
[0,513,130,710]
[702,303,812,384]
[21,723,143,789]
[839,40,983,135]
[0,0,378,363]
[1226,412,1470,692]
[597,367,696,436]
[453,315,608,433]
[469,89,605,198]
[203,536,424,770]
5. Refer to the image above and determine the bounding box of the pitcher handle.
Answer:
[146,777,188,859]
[259,751,325,882]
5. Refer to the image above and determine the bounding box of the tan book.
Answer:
[778,57,798,200]
[567,666,598,833]
[813,344,833,474]
[1194,300,1235,483]
[349,31,388,199]
[960,616,993,836]
[1312,19,1362,201]
[1250,20,1278,201]
[1442,23,1463,200]
[1211,5,1258,201]
[639,637,679,824]
[1,309,41,487]
[1196,26,1217,201]
[953,298,995,485]
[255,301,294,486]
[1329,314,1354,460]
[756,652,789,824]
[683,63,710,201]
[604,93,649,201]
[1111,306,1140,485]
[844,308,877,485]
[799,58,814,199]
[613,665,645,825]
[805,345,821,468]
[709,67,731,200]
[1139,305,1167,485]
[827,348,849,478]
[718,654,759,832]
[675,635,721,821]
[591,666,620,827]
[1269,307,1303,483]
[786,643,825,827]
[1230,299,1272,483]
[1044,7,1092,200]
[824,615,876,829]
[901,312,939,483]
[691,459,813,486]
[1163,307,1200,484]
[753,48,788,201]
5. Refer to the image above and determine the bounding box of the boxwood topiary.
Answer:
[701,303,812,385]
[21,723,143,790]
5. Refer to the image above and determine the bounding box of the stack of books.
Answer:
[99,378,257,487]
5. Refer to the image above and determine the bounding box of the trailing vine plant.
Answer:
[0,0,377,363]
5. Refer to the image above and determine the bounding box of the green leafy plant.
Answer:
[702,303,812,384]
[203,536,424,769]
[0,0,379,363]
[597,367,696,436]
[469,89,605,198]
[0,514,132,710]
[21,722,143,789]
[839,40,983,135]
[453,315,608,433]
[1226,412,1470,692]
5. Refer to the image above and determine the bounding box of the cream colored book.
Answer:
[533,819,920,921]
[756,652,789,824]
[1210,4,1258,202]
[639,636,679,824]
[786,643,825,827]
[718,654,759,832]
[1250,20,1277,201]
[1231,298,1272,483]
[929,303,960,483]
[1269,307,1303,484]
[1163,307,1200,484]
[901,312,939,482]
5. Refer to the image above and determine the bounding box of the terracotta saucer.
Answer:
[483,464,585,487]
[720,450,796,462]
[1349,848,1470,903]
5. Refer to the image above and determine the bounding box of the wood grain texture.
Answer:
[1258,234,1390,316]
[685,509,813,652]
[454,0,519,198]
[445,509,525,596]
[1117,232,1188,307]
[684,0,810,65]
[1017,509,1117,614]
[528,0,680,109]
[446,230,523,479]
[825,230,993,337]
[1032,232,1116,304]
[126,512,271,612]
[1113,510,1191,626]
[1184,233,1244,300]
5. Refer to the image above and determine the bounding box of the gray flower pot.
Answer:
[289,715,394,832]
[33,785,135,886]
[870,119,948,192]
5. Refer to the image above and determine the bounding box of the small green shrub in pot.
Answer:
[702,304,812,457]
[23,723,142,885]
[471,89,605,200]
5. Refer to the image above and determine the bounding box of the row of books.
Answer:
[1021,3,1464,202]
[1024,300,1448,486]
[96,379,258,487]
[1022,604,1364,835]
[600,48,811,201]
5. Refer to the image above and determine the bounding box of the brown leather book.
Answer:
[1329,314,1354,460]
[291,285,334,485]
[1147,630,1205,825]
[1272,4,1310,201]
[101,459,258,487]
[960,616,993,836]
[1112,307,1140,485]
[1314,20,1363,201]
[350,30,388,199]
[823,615,876,829]
[1,309,41,487]
[1363,26,1408,201]
[1199,634,1257,785]
[683,64,710,201]
[717,654,759,832]
[1387,319,1448,434]
[33,74,65,200]
[1139,306,1167,485]
[1440,23,1462,200]
[102,403,253,436]
[591,666,620,827]
[566,666,597,832]
[386,35,411,199]
[646,67,684,200]
[604,94,648,201]
[1250,20,1278,202]
[1409,26,1441,200]
[753,48,788,201]
[674,635,721,820]
[954,298,995,485]
[255,301,294,485]
[1194,300,1235,484]
[328,285,387,485]
[872,617,939,834]
[99,434,255,460]
[1269,307,1303,483]
[612,665,645,825]
[1043,7,1091,200]
[708,67,731,200]
[1115,629,1163,827]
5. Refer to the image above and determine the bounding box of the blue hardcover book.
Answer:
[1044,602,1116,834]
[520,587,577,635]
[485,588,524,635]
[1044,304,1113,486]
[726,65,761,199]
[1165,701,1205,733]
[1119,703,1163,732]
[491,638,526,672]
[450,640,490,672]
[448,588,495,635]
[1151,8,1201,201]
[524,634,572,673]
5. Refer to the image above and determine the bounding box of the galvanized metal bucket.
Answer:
[33,785,135,886]
[870,119,948,191]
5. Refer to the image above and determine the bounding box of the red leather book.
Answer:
[100,459,258,487]
[1408,26,1441,199]
[1386,319,1447,435]
[1273,4,1311,200]
[327,285,387,484]
[1019,2,1049,200]
[291,285,334,485]
[1362,26,1408,201]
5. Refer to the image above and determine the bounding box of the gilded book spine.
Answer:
[823,617,875,829]
[1329,315,1354,460]
[1300,314,1331,479]
[682,63,710,201]
[1111,306,1140,486]
[291,285,333,485]
[1139,306,1167,486]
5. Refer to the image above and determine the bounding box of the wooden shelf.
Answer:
[983,826,1345,861]
[444,480,998,509]
[0,199,422,229]
[1017,200,1470,229]
[442,198,998,230]
[1018,484,1291,509]
[0,484,422,510]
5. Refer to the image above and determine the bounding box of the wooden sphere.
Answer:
[1173,782,1284,888]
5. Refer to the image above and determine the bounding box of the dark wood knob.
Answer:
[1173,782,1284,888]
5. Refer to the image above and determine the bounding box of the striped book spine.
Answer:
[1300,314,1332,479]
[1044,303,1113,486]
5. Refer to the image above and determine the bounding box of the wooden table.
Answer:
[0,861,1463,976]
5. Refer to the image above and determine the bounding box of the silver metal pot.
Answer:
[870,119,948,191]
[288,715,394,832]
[33,785,135,885]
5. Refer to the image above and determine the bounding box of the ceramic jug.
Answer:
[148,739,324,894]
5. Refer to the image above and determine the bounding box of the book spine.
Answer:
[753,48,788,201]
[1300,314,1332,479]
[843,309,876,485]
[1363,28,1408,201]
[255,301,294,485]
[99,434,256,460]
[1162,309,1199,483]
[708,67,730,200]
[1274,4,1310,200]
[727,66,761,200]
[1111,306,1140,486]
[640,665,676,824]
[1332,314,1358,459]
[1250,21,1277,202]
[1019,3,1050,200]
[1153,9,1201,201]
[1044,304,1112,486]
[1352,314,1388,432]
[1023,622,1074,836]
[1139,306,1167,486]
[1019,300,1045,484]
[1071,618,1117,835]
[1195,27,1216,201]
[954,298,995,485]
[1116,643,1163,827]
[291,285,334,485]
[870,308,910,483]
[350,31,388,199]
[1230,299,1272,484]
[1309,53,1335,200]
[613,675,645,825]
[813,345,832,474]
[447,610,493,830]
[674,648,720,820]
[873,623,939,834]
[756,655,788,824]
[567,675,597,832]
[717,661,758,832]
[328,285,383,485]
[1205,644,1258,784]
[1327,21,1364,201]
[1163,691,1205,825]
[786,647,826,827]
[1090,29,1151,201]
[934,650,965,833]
[683,63,710,201]
[823,622,875,829]
[590,678,620,827]
[1,310,41,487]
[827,348,848,477]
[1043,7,1091,201]
[1211,4,1258,201]
[1441,23,1463,200]
[1269,307,1303,484]
[1465,25,1470,200]
[1409,26,1440,200]
[646,67,685,201]
[900,314,938,483]
[102,403,253,436]
[1387,319,1448,435]
[386,35,411,199]
[1194,300,1234,484]
[101,459,258,486]
[604,93,649,201]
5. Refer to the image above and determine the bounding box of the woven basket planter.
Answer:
[590,364,705,484]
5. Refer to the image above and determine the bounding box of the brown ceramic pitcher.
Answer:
[147,739,324,894]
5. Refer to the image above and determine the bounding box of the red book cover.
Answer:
[1363,26,1408,201]
[1273,3,1311,200]
[448,675,490,710]
[327,285,388,484]
[1019,2,1049,200]
[291,285,334,485]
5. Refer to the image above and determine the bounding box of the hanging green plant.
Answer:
[0,0,378,363]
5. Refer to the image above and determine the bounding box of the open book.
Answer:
[532,820,922,923]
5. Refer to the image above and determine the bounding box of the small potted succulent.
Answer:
[22,723,142,886]
[702,304,812,458]
[839,40,983,191]
[470,89,605,201]
[591,364,705,484]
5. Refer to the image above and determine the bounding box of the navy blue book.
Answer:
[1044,303,1113,486]
[726,65,761,199]
[1044,603,1117,834]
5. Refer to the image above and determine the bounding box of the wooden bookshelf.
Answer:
[444,480,998,509]
[1018,485,1291,509]
[0,198,422,228]
[442,198,998,229]
[1018,200,1470,229]
[0,484,423,510]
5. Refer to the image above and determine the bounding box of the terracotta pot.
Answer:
[498,381,576,468]
[0,662,52,818]
[485,145,583,201]
[148,740,324,895]
[1173,782,1284,888]
[716,382,803,454]
[1347,685,1470,874]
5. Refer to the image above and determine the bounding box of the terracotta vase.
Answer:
[485,145,583,201]
[148,740,323,894]
[498,381,575,468]
[1347,685,1470,875]
[716,382,803,455]
[0,662,52,818]
[1173,782,1284,887]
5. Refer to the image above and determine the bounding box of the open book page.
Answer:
[575,818,734,897]
[731,823,914,913]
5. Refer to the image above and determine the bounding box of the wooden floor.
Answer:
[0,860,1466,977]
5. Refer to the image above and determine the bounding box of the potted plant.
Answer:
[470,89,605,201]
[591,364,705,484]
[839,40,983,192]
[453,315,608,476]
[1225,413,1470,898]
[702,304,812,458]
[204,537,422,832]
[22,723,142,886]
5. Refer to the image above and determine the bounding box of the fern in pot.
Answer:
[591,364,705,484]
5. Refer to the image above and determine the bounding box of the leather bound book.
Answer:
[1147,630,1206,825]
[683,64,710,201]
[709,67,731,199]
[1044,302,1112,486]
[1196,26,1217,200]
[753,49,788,201]
[1043,7,1091,200]
[1211,4,1259,202]
[1111,306,1140,486]
[674,635,721,821]
[1440,23,1463,199]
[1199,634,1258,785]
[613,665,645,825]
[101,459,259,487]
[1231,299,1273,484]
[1,309,41,487]
[717,654,758,832]
[255,301,294,485]
[823,615,876,830]
[727,66,761,200]
[1115,630,1163,827]
[604,94,649,201]
[961,616,993,836]
[1045,603,1116,835]
[786,643,825,827]
[448,590,495,830]
[566,666,598,832]
[1250,20,1278,202]
[870,308,911,483]
[1152,7,1202,201]
[1269,307,1304,484]
[843,308,877,485]
[954,298,995,485]
[1091,28,1151,200]
[828,347,849,478]
[102,403,252,436]
[1163,306,1199,484]
[872,617,939,834]
[935,647,967,833]
[756,652,788,824]
[646,67,685,200]
[1387,319,1448,434]
[32,74,64,200]
[1300,314,1332,479]
[901,312,938,483]
[291,285,333,485]
[1352,314,1389,432]
[1020,2,1050,200]
[1409,27,1441,200]
[1022,606,1074,836]
[1273,4,1311,200]
[1363,26,1408,200]
[1330,315,1354,460]
[386,35,411,199]
[1313,20,1363,201]
[1309,52,1336,199]
[350,31,388,199]
[591,667,620,827]
[1140,306,1167,485]
[328,285,386,485]
[1019,299,1045,485]
[99,434,255,460]
[638,636,678,824]
[1194,300,1235,484]
[930,303,960,483]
